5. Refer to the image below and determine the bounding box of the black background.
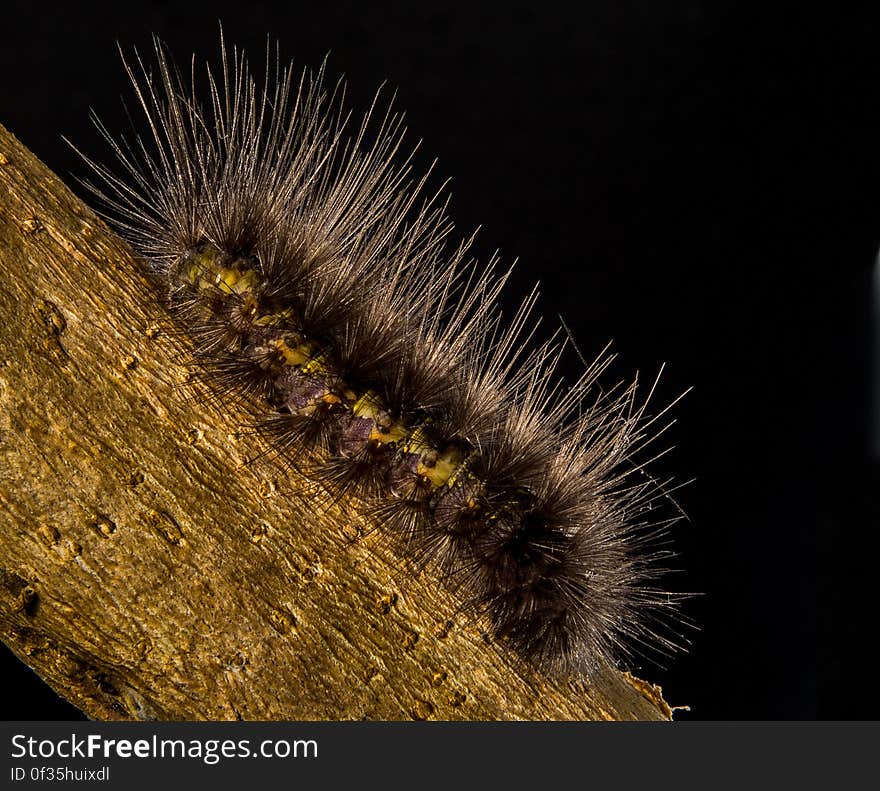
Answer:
[1,0,878,720]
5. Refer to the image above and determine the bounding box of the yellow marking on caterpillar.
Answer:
[254,307,293,327]
[183,247,220,285]
[183,260,205,284]
[302,354,331,377]
[419,445,466,488]
[233,269,258,293]
[352,392,379,417]
[181,253,288,327]
[353,396,470,486]
[181,245,474,493]
[402,426,432,456]
[182,247,258,296]
[273,338,313,367]
[217,267,239,293]
[354,393,409,444]
[212,266,258,294]
[372,421,409,444]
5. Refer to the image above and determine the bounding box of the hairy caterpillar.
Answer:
[71,35,686,680]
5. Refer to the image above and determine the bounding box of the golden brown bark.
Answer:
[0,123,672,721]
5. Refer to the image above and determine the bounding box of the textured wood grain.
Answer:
[0,122,672,721]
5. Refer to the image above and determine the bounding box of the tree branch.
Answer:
[0,123,672,720]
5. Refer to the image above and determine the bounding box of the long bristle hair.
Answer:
[70,33,688,679]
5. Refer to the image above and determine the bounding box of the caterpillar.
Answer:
[70,35,686,681]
